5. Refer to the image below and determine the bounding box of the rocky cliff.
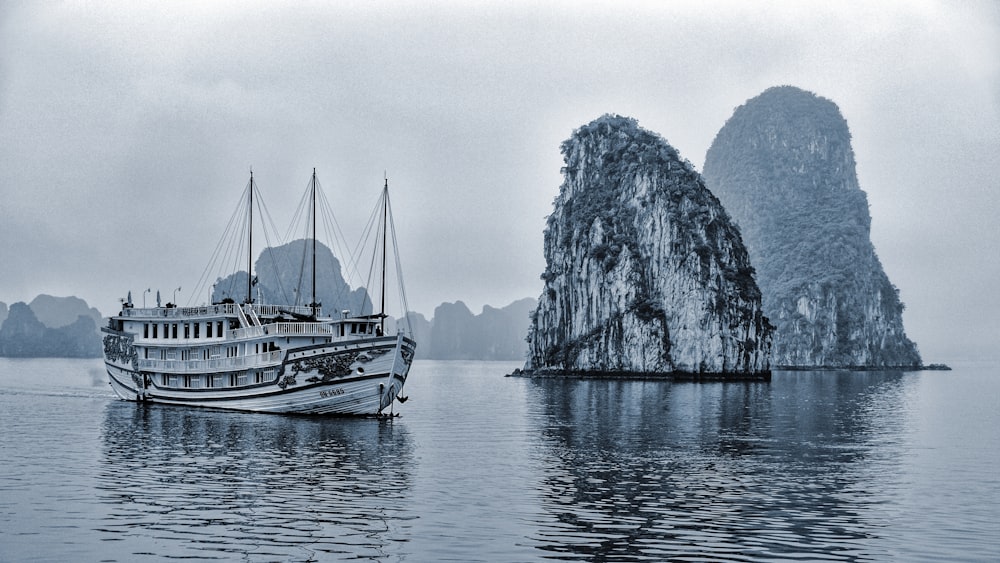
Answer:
[702,86,921,368]
[524,115,771,377]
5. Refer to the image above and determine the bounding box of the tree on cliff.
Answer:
[702,85,921,368]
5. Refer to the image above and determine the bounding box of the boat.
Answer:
[101,170,416,416]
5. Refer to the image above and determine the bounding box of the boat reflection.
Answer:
[524,371,911,561]
[96,402,415,561]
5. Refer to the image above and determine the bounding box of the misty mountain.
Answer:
[702,86,921,368]
[0,301,102,358]
[424,298,536,361]
[212,239,372,315]
[29,294,103,329]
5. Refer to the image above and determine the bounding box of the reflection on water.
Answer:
[3,359,998,562]
[97,402,414,561]
[525,372,911,561]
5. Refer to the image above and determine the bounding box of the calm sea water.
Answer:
[0,358,997,562]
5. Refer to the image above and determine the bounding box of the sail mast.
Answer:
[247,169,254,304]
[380,176,388,332]
[311,168,318,318]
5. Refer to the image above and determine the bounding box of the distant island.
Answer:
[0,290,535,361]
[401,298,536,361]
[0,295,104,358]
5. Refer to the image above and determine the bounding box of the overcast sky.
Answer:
[1,1,997,362]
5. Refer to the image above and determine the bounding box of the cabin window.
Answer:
[143,324,149,338]
[183,323,190,339]
[172,324,178,339]
[152,324,158,338]
[205,375,213,388]
[194,323,200,339]
[206,322,213,338]
[229,373,237,387]
[203,349,209,360]
[217,321,224,337]
[163,323,169,338]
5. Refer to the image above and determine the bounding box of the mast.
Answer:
[380,176,388,332]
[311,168,318,318]
[247,169,254,304]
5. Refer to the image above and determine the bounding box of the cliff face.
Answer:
[525,115,771,376]
[702,86,921,368]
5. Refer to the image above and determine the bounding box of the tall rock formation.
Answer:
[524,115,771,377]
[702,86,921,368]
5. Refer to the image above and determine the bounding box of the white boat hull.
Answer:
[105,334,415,416]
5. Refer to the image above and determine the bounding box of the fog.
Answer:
[1,1,997,362]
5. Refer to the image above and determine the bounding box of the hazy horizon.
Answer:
[1,2,997,363]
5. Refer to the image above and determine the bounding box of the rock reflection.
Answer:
[526,372,910,562]
[97,402,414,562]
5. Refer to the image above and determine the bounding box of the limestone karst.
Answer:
[702,86,921,368]
[524,115,772,377]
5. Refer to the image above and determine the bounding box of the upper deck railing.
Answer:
[120,303,317,319]
[228,321,337,340]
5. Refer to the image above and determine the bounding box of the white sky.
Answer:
[1,1,997,362]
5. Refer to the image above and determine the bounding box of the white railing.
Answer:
[229,322,335,340]
[120,303,317,319]
[137,350,283,373]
